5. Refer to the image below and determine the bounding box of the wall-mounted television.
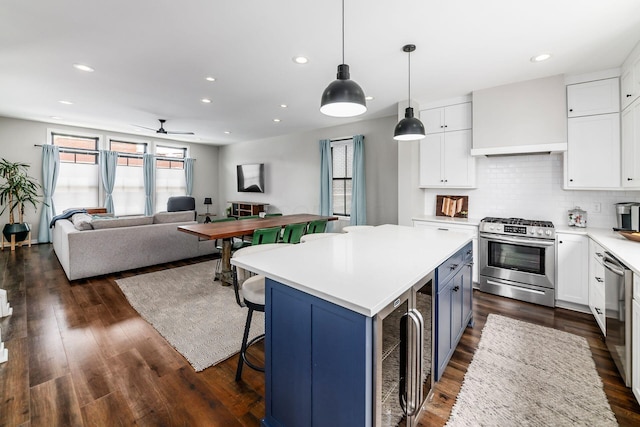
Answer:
[237,163,265,193]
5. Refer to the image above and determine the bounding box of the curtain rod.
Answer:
[330,135,364,142]
[33,144,194,161]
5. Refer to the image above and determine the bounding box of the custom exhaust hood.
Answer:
[471,74,567,156]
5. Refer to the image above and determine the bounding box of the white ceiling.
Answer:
[2,0,640,145]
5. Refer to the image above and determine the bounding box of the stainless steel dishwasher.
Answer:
[603,252,632,387]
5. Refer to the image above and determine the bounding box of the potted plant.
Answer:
[0,158,42,246]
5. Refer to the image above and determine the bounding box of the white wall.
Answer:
[421,153,640,228]
[218,115,399,227]
[0,117,219,241]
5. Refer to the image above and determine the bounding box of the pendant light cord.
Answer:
[341,0,345,64]
[407,49,411,108]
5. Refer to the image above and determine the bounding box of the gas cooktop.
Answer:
[479,217,555,239]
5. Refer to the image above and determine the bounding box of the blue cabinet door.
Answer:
[434,242,473,381]
[263,278,373,427]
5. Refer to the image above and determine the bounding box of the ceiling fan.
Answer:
[135,119,195,135]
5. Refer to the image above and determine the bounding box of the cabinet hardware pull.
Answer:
[449,263,459,270]
[453,286,460,292]
[437,228,449,231]
[627,94,632,98]
[595,307,602,314]
[628,178,633,181]
[444,179,448,182]
[569,108,573,112]
[596,252,603,258]
[569,179,574,182]
[559,241,563,244]
[595,277,603,282]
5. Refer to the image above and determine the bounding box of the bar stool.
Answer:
[232,243,291,381]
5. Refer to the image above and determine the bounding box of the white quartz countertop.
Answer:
[556,226,640,275]
[231,224,472,317]
[412,215,481,226]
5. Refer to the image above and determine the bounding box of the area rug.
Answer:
[445,314,618,426]
[115,261,263,372]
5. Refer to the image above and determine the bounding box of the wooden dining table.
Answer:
[178,214,338,285]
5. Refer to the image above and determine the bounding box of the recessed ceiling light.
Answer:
[530,53,552,63]
[280,104,288,108]
[365,96,374,101]
[293,56,308,64]
[224,131,231,134]
[273,118,281,123]
[58,100,73,105]
[205,76,216,82]
[201,98,212,103]
[73,63,94,72]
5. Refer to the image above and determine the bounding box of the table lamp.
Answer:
[204,197,212,214]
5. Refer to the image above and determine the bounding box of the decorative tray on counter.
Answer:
[618,231,640,242]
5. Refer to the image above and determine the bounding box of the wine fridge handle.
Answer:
[399,313,408,415]
[406,310,424,417]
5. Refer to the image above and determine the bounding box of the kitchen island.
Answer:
[231,224,473,427]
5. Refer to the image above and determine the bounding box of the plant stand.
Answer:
[1,224,31,251]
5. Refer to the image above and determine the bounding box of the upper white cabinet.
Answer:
[621,41,640,110]
[622,97,640,188]
[567,79,619,117]
[556,232,589,307]
[565,77,621,189]
[566,113,621,189]
[419,102,476,188]
[423,103,472,134]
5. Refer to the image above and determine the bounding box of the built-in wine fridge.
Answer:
[373,271,434,427]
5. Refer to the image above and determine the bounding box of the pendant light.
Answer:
[320,0,367,117]
[394,44,426,141]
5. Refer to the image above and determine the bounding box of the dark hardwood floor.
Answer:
[1,243,639,426]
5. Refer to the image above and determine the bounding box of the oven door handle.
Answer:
[480,233,555,247]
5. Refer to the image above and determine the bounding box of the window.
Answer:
[155,144,187,212]
[110,140,147,215]
[331,140,353,217]
[51,132,100,212]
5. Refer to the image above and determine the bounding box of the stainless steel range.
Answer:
[478,217,556,307]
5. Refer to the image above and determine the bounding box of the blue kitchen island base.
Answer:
[261,278,373,427]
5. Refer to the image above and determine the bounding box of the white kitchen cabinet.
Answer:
[565,113,620,189]
[633,272,640,403]
[556,232,588,306]
[621,42,640,111]
[423,102,471,134]
[419,130,475,188]
[413,219,478,284]
[567,78,619,117]
[588,238,606,335]
[622,97,640,188]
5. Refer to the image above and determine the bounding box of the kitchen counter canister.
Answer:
[231,224,472,317]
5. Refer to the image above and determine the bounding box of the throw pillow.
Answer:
[71,213,94,231]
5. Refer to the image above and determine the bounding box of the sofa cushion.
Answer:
[153,210,195,224]
[91,216,153,230]
[71,213,94,231]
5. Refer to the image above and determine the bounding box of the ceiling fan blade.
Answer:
[166,131,195,135]
[132,124,159,131]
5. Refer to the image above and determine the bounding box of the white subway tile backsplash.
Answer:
[423,153,640,228]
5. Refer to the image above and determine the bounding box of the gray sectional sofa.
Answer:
[52,210,218,280]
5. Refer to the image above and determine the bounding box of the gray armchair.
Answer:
[167,196,196,220]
